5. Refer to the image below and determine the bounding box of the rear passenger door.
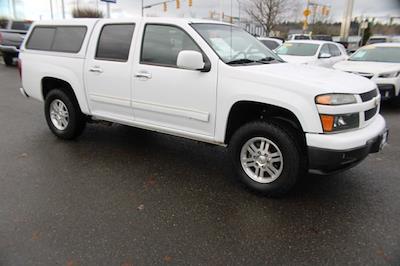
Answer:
[85,20,138,121]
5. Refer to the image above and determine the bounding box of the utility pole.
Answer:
[311,4,317,28]
[220,0,223,21]
[50,0,54,19]
[61,0,66,19]
[107,2,111,18]
[340,0,355,42]
[9,0,17,19]
[141,0,144,16]
[237,0,241,23]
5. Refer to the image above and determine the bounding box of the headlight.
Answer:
[320,113,359,133]
[315,93,357,105]
[378,71,400,78]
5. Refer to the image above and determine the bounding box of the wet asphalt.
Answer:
[0,63,399,266]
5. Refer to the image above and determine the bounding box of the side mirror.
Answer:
[177,50,206,71]
[319,53,332,59]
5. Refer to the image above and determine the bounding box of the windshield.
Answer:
[349,46,400,63]
[312,35,332,41]
[276,42,319,56]
[367,38,387,44]
[191,23,282,65]
[294,35,310,40]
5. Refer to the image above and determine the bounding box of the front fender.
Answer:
[214,66,323,143]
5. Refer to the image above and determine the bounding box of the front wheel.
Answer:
[228,121,303,197]
[44,89,86,140]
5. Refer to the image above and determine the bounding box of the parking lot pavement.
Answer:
[0,64,399,265]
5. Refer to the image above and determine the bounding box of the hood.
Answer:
[333,60,400,75]
[233,62,376,95]
[278,55,315,64]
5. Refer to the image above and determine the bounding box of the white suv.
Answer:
[334,43,400,100]
[276,40,348,68]
[19,18,388,196]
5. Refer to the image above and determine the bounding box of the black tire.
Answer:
[3,53,14,66]
[228,121,303,197]
[44,89,86,140]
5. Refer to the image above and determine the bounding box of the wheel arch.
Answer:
[41,76,89,114]
[224,100,306,146]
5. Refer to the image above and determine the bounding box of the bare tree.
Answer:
[72,7,104,18]
[246,0,299,34]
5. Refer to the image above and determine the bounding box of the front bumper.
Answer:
[307,115,388,174]
[308,130,388,174]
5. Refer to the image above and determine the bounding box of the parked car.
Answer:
[0,19,32,66]
[367,35,391,45]
[275,40,348,68]
[258,37,283,50]
[287,34,311,40]
[333,35,362,54]
[311,35,333,41]
[334,43,400,100]
[367,35,400,45]
[19,18,387,196]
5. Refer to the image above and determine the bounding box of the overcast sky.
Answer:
[1,0,399,22]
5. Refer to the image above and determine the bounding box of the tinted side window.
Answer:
[26,26,87,53]
[26,27,56,51]
[141,24,201,66]
[328,44,341,57]
[96,24,135,61]
[52,27,87,53]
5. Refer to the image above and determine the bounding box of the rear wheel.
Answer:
[44,89,86,140]
[3,53,14,66]
[228,121,303,196]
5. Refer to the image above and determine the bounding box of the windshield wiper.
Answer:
[256,57,281,63]
[227,57,281,65]
[226,58,257,65]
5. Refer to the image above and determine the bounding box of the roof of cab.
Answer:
[32,17,231,26]
[368,42,400,48]
[285,40,338,45]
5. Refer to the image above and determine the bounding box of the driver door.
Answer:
[132,24,218,137]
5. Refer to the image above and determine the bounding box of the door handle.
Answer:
[89,66,103,73]
[134,71,152,79]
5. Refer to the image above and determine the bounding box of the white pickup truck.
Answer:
[19,18,388,196]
